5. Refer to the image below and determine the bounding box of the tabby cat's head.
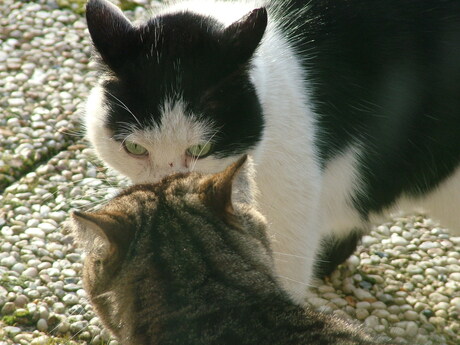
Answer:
[84,0,267,183]
[69,156,273,341]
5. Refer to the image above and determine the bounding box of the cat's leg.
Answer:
[313,229,364,279]
[313,146,369,279]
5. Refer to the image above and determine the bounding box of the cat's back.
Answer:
[279,0,460,217]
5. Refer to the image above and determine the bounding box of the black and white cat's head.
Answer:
[84,0,267,183]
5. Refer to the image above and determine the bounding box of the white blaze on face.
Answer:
[85,88,239,183]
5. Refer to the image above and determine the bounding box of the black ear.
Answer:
[222,8,267,65]
[86,0,141,70]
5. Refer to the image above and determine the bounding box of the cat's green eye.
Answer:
[124,141,148,156]
[186,143,213,158]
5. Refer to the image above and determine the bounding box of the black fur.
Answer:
[279,0,460,216]
[86,0,460,277]
[275,0,460,276]
[86,0,266,157]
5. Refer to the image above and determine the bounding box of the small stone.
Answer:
[406,265,423,275]
[2,302,16,315]
[38,222,57,233]
[11,263,26,274]
[422,309,435,318]
[364,315,379,328]
[66,253,82,263]
[31,336,49,345]
[331,298,348,307]
[403,310,419,321]
[390,225,402,234]
[53,302,66,314]
[4,326,21,336]
[22,267,38,278]
[451,297,460,310]
[63,283,80,292]
[37,318,48,331]
[353,288,373,300]
[362,236,379,246]
[371,301,387,310]
[419,241,438,250]
[428,316,446,327]
[429,292,449,303]
[14,206,30,214]
[356,308,369,320]
[63,293,79,305]
[62,268,77,277]
[356,301,371,310]
[389,327,405,338]
[433,301,449,311]
[449,272,460,281]
[372,309,390,319]
[1,256,17,267]
[390,235,408,245]
[25,227,46,239]
[309,297,329,308]
[14,295,28,308]
[359,281,373,290]
[405,321,418,338]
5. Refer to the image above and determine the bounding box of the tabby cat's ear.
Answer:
[222,8,267,64]
[201,155,249,223]
[86,0,140,70]
[70,211,119,258]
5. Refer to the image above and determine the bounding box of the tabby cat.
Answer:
[84,0,460,301]
[69,156,394,345]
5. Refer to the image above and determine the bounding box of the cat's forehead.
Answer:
[122,12,232,84]
[141,12,224,58]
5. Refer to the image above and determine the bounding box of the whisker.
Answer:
[105,90,142,128]
[190,129,220,172]
[276,274,314,288]
[273,251,314,260]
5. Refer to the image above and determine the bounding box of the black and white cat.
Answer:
[84,0,460,302]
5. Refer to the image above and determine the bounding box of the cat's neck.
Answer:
[120,253,292,345]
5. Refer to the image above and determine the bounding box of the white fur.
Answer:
[86,0,322,303]
[85,0,460,305]
[319,146,367,237]
[368,166,460,234]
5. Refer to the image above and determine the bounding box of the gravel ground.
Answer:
[0,1,459,344]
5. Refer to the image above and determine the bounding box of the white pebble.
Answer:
[38,222,57,233]
[364,315,379,328]
[405,321,419,338]
[25,227,46,239]
[37,318,48,331]
[390,225,402,234]
[390,234,408,245]
[8,98,26,107]
[63,294,79,305]
[353,288,373,300]
[356,308,369,320]
[449,272,460,281]
[1,256,17,267]
[22,267,38,278]
[419,241,438,250]
[11,263,26,274]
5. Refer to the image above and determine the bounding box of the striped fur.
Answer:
[70,158,393,345]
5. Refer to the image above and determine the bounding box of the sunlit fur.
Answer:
[85,0,460,302]
[69,162,393,345]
